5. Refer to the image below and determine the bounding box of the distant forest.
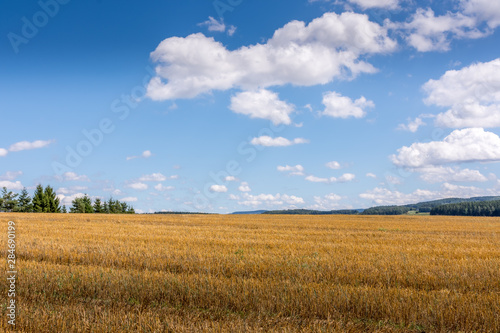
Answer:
[0,185,134,214]
[257,197,500,216]
[430,200,500,216]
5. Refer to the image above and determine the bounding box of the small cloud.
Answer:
[366,172,377,178]
[321,91,374,119]
[277,165,305,176]
[325,161,341,169]
[250,136,309,147]
[60,172,90,182]
[198,16,226,32]
[0,148,8,157]
[155,183,174,191]
[238,182,251,192]
[227,25,237,36]
[305,175,330,183]
[127,150,152,161]
[0,171,23,181]
[121,197,138,202]
[8,139,55,152]
[113,189,125,196]
[385,174,403,185]
[210,185,228,193]
[0,180,23,190]
[397,115,434,132]
[139,173,167,182]
[225,176,237,181]
[305,173,355,183]
[126,182,148,191]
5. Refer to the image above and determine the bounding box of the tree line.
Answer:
[0,185,134,214]
[430,200,500,216]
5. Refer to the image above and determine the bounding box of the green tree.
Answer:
[32,184,45,212]
[70,195,93,213]
[17,187,32,212]
[1,187,19,212]
[44,185,61,213]
[93,198,103,213]
[62,205,67,213]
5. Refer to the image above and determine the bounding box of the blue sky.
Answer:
[1,0,500,213]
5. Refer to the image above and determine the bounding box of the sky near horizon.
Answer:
[1,0,500,213]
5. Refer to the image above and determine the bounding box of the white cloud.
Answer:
[57,193,86,206]
[121,197,138,202]
[305,173,355,183]
[0,148,7,157]
[238,182,251,192]
[423,59,500,128]
[307,193,343,210]
[321,91,374,119]
[0,171,23,181]
[127,150,152,160]
[385,174,403,185]
[225,176,237,181]
[396,8,488,52]
[416,166,488,183]
[337,173,356,182]
[147,12,396,100]
[360,182,497,206]
[462,0,500,28]
[198,16,226,32]
[210,185,228,193]
[391,128,500,168]
[250,136,309,147]
[56,186,88,195]
[325,161,341,169]
[227,25,237,36]
[139,173,167,182]
[60,172,90,182]
[230,89,295,125]
[126,182,148,190]
[8,139,54,152]
[366,172,377,178]
[229,194,240,200]
[397,116,428,132]
[154,183,174,191]
[360,187,437,205]
[277,165,305,176]
[112,189,124,196]
[348,0,399,10]
[305,175,330,183]
[0,180,23,191]
[238,193,304,207]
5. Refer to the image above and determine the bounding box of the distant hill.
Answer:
[263,209,360,215]
[244,196,500,216]
[404,196,500,212]
[231,210,268,215]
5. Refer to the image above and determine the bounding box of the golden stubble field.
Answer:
[1,213,499,332]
